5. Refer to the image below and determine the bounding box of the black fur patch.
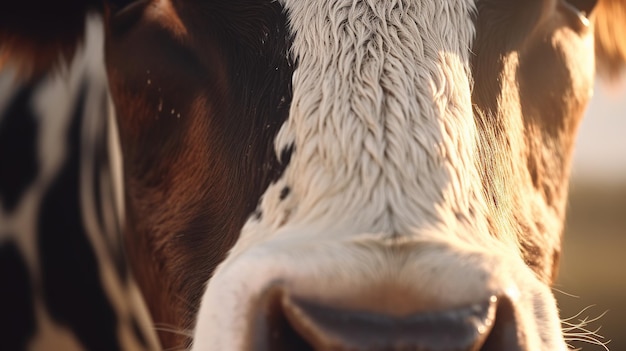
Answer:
[91,114,106,239]
[0,240,36,351]
[0,82,40,212]
[279,186,290,200]
[253,210,263,220]
[280,143,295,166]
[37,84,120,351]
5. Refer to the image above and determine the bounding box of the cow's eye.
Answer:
[564,0,599,18]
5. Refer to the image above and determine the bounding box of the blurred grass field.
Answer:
[556,182,626,351]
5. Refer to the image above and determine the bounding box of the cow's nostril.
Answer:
[250,287,526,351]
[480,296,524,351]
[249,286,314,351]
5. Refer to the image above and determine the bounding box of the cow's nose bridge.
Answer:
[249,286,525,351]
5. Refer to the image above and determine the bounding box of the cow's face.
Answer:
[105,0,626,350]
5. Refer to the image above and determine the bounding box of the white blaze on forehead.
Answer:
[241,0,489,245]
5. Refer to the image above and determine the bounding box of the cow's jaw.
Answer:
[192,1,567,350]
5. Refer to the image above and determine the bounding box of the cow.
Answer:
[1,0,625,350]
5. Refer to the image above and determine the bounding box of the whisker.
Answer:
[552,287,580,299]
[561,305,610,351]
[564,326,604,337]
[153,323,194,338]
[562,305,599,322]
[564,337,610,351]
[156,325,193,351]
[163,346,191,351]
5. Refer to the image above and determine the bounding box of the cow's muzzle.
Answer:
[191,240,567,351]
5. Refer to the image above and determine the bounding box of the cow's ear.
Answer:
[594,0,626,78]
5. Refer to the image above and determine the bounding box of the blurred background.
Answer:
[557,80,626,351]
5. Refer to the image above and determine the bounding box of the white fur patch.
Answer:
[192,1,567,350]
[257,0,488,240]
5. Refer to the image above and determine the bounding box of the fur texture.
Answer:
[595,0,626,76]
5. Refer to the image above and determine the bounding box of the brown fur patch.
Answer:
[105,1,294,348]
[472,1,596,284]
[594,0,626,77]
